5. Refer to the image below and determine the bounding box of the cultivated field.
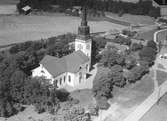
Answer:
[0,5,16,14]
[0,0,18,5]
[0,14,127,46]
[106,12,155,25]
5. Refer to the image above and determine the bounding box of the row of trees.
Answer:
[17,0,160,18]
[0,33,76,117]
[92,39,157,109]
[53,0,160,17]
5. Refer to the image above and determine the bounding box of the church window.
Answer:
[64,76,66,83]
[86,64,89,71]
[60,78,62,85]
[41,70,45,74]
[79,72,82,83]
[54,80,58,87]
[69,75,71,82]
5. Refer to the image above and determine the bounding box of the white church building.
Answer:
[32,7,92,88]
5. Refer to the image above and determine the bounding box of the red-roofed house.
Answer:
[32,7,92,88]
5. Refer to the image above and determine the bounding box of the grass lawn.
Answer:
[140,93,167,121]
[0,0,18,5]
[156,70,167,86]
[70,89,95,108]
[157,63,166,70]
[112,70,154,107]
[0,14,126,46]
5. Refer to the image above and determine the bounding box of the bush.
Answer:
[63,106,91,121]
[127,65,149,83]
[93,75,113,99]
[55,89,70,102]
[139,46,157,65]
[146,40,157,51]
[113,36,131,46]
[125,56,137,69]
[87,103,99,116]
[130,42,143,51]
[96,96,110,110]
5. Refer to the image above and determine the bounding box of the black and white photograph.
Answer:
[0,0,167,121]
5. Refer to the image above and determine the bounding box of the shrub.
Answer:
[55,89,70,102]
[130,42,143,51]
[96,96,110,110]
[139,46,157,65]
[125,56,137,69]
[146,40,157,51]
[87,103,99,116]
[127,65,149,83]
[93,75,113,99]
[113,36,131,46]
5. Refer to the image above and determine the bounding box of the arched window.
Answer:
[60,78,62,85]
[64,76,66,83]
[69,75,71,82]
[86,64,88,71]
[79,72,82,83]
[54,80,58,87]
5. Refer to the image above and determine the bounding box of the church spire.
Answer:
[81,7,87,26]
[78,6,90,40]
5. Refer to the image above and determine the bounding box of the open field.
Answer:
[0,0,18,5]
[106,12,155,25]
[140,93,167,121]
[0,5,16,15]
[0,14,127,46]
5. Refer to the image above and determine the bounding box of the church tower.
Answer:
[75,7,92,64]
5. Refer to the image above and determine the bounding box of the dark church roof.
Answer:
[40,50,89,77]
[153,0,167,5]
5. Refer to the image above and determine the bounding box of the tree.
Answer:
[96,96,110,110]
[10,70,27,103]
[146,40,157,51]
[93,75,113,98]
[9,44,20,54]
[22,77,59,114]
[127,65,149,83]
[109,65,126,87]
[130,42,143,51]
[125,55,137,69]
[100,49,125,68]
[139,46,157,65]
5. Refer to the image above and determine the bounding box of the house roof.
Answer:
[153,0,167,5]
[40,50,89,77]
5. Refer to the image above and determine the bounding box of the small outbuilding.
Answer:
[21,5,31,15]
